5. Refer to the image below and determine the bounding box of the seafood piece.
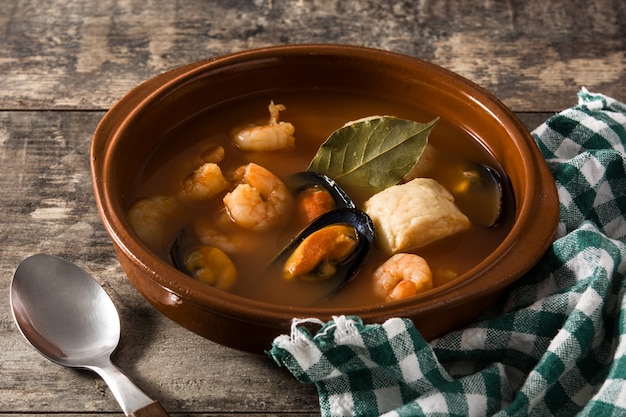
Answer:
[180,246,237,290]
[295,186,336,224]
[364,178,471,254]
[192,214,255,255]
[170,211,260,280]
[288,172,356,225]
[180,162,230,204]
[271,208,375,289]
[283,224,360,281]
[223,163,293,231]
[373,253,433,302]
[450,163,503,227]
[199,145,226,164]
[127,195,180,249]
[230,101,296,151]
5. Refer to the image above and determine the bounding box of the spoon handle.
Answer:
[129,401,170,417]
[90,359,170,416]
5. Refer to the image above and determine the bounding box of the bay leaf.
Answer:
[307,116,439,194]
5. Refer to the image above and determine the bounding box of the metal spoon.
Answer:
[10,254,169,417]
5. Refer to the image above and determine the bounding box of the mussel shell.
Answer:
[480,164,504,227]
[456,163,504,228]
[263,207,375,306]
[170,229,192,274]
[273,207,375,269]
[287,171,356,209]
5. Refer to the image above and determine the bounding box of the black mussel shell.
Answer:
[261,207,375,306]
[170,229,191,274]
[480,164,503,227]
[458,163,504,228]
[287,171,356,209]
[273,207,374,269]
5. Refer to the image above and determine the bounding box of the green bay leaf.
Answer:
[307,116,439,194]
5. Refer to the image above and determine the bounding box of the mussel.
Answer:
[272,208,374,279]
[287,171,356,225]
[448,162,504,228]
[287,171,356,209]
[261,207,375,306]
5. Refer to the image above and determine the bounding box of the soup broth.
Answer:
[128,89,514,308]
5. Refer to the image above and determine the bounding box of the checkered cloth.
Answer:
[268,89,626,417]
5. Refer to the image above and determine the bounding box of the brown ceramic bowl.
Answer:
[91,44,558,353]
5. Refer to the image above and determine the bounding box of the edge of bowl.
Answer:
[91,44,559,336]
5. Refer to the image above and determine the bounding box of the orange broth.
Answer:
[128,90,514,308]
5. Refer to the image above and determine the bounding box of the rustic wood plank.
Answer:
[1,0,624,113]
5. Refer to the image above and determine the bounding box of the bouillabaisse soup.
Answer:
[126,89,514,308]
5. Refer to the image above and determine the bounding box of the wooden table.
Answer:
[1,1,624,415]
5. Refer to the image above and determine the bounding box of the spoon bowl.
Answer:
[10,254,168,417]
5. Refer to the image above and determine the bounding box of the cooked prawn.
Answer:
[193,213,256,255]
[223,163,293,231]
[180,162,230,204]
[127,195,180,248]
[373,253,433,302]
[230,101,296,151]
[199,145,226,164]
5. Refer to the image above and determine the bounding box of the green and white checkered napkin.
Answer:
[268,89,626,416]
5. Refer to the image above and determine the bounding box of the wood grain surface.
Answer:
[1,0,624,415]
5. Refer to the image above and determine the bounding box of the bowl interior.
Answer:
[92,45,558,339]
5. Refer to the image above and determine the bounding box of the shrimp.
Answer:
[373,253,433,302]
[199,145,226,164]
[127,195,180,248]
[223,163,293,231]
[193,214,256,255]
[183,246,237,290]
[230,101,296,151]
[180,162,230,204]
